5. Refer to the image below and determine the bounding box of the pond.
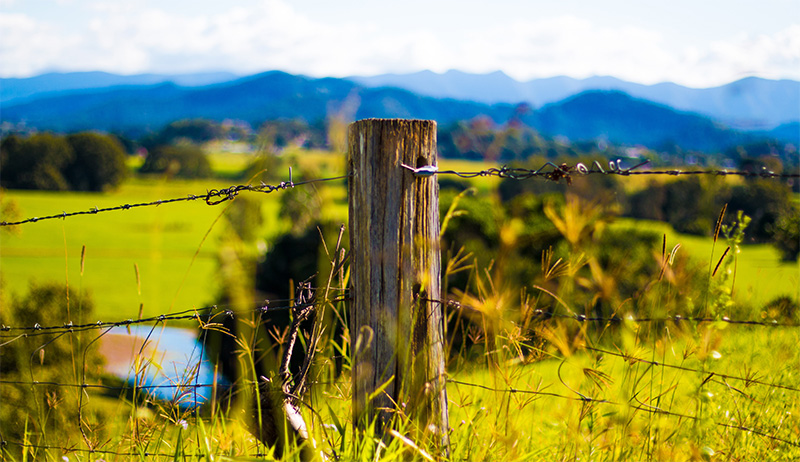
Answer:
[100,325,228,409]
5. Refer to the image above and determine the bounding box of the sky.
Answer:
[1,0,799,88]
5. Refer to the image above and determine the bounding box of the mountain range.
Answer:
[1,70,797,152]
[350,70,800,130]
[0,71,239,103]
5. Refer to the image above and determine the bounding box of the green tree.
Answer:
[0,133,73,190]
[139,144,212,178]
[64,132,128,191]
[727,180,793,241]
[770,203,800,261]
[152,119,222,145]
[626,176,728,236]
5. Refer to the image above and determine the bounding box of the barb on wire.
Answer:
[0,294,350,338]
[434,298,800,328]
[437,159,799,183]
[0,173,350,227]
[446,377,612,403]
[4,159,796,227]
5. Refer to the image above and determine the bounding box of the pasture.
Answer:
[2,169,794,319]
[1,151,799,461]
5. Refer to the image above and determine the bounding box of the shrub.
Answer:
[727,180,793,242]
[139,144,212,178]
[1,132,128,191]
[65,132,128,191]
[769,203,800,261]
[0,133,73,190]
[0,282,108,451]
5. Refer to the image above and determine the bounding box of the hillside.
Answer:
[0,71,515,133]
[350,70,800,129]
[0,71,239,103]
[525,91,749,151]
[2,71,789,151]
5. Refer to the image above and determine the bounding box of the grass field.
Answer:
[4,180,794,323]
[0,152,491,322]
[16,322,798,461]
[3,153,800,461]
[1,177,284,321]
[611,218,800,308]
[441,325,800,461]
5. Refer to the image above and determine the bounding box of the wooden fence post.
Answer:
[348,119,450,455]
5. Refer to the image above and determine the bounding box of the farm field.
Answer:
[439,325,800,461]
[22,323,798,461]
[611,218,800,308]
[2,152,799,461]
[1,177,283,321]
[0,154,490,321]
[2,171,796,321]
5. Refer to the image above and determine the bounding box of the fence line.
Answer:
[436,159,800,181]
[437,298,800,328]
[0,378,347,392]
[632,401,800,448]
[0,174,350,227]
[0,294,351,337]
[3,154,799,458]
[3,160,797,228]
[3,298,798,457]
[2,295,795,341]
[5,363,798,455]
[438,376,800,448]
[583,345,800,394]
[2,297,797,393]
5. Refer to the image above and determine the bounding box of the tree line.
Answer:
[1,132,127,191]
[2,118,797,261]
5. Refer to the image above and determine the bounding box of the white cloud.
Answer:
[683,25,800,85]
[1,1,798,87]
[430,17,800,87]
[0,13,82,76]
[452,16,676,83]
[38,0,361,75]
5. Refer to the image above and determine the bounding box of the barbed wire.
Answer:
[3,157,798,457]
[3,307,797,457]
[4,314,798,395]
[4,376,797,459]
[435,159,800,182]
[1,439,273,459]
[4,159,797,228]
[2,294,793,340]
[0,378,346,392]
[0,174,350,227]
[631,402,800,448]
[435,298,800,328]
[4,375,796,455]
[446,378,612,403]
[0,378,800,458]
[583,345,800,394]
[0,294,350,338]
[447,376,800,448]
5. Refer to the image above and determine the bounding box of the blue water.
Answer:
[105,325,228,409]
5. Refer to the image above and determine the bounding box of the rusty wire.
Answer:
[3,160,797,227]
[0,174,349,227]
[438,159,800,182]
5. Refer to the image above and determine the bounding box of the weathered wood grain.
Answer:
[348,119,449,456]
